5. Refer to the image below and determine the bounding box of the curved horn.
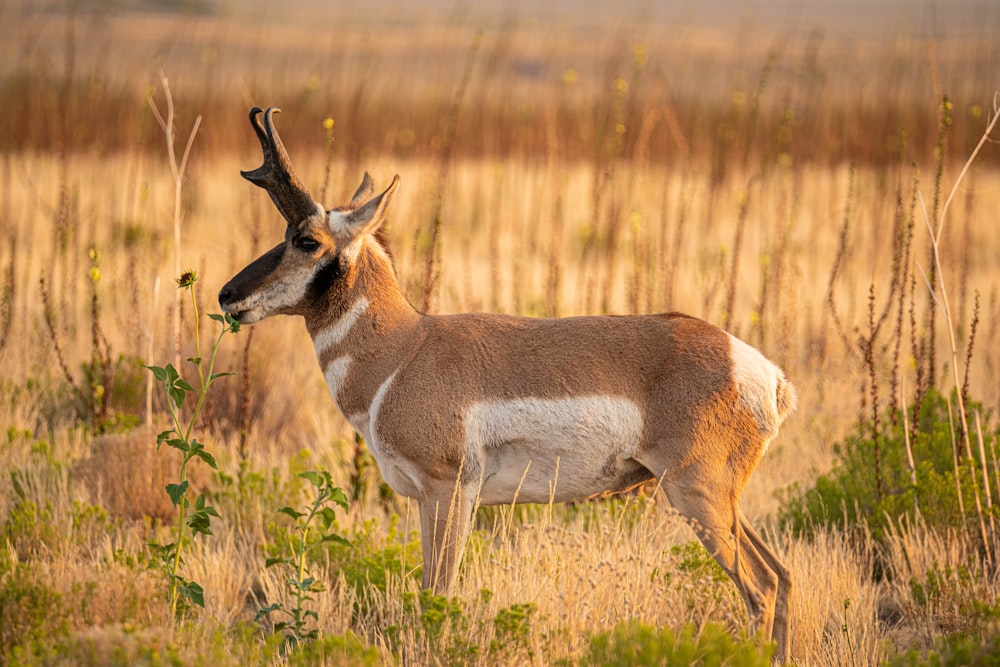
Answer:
[241,107,323,226]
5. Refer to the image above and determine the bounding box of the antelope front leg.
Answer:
[418,484,475,593]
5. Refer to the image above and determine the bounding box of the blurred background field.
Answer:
[1,0,999,665]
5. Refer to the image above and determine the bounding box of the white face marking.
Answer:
[727,334,782,442]
[327,211,364,264]
[323,356,352,407]
[313,298,369,357]
[224,255,329,322]
[327,210,351,236]
[464,396,644,503]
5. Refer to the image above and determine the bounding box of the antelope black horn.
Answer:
[241,106,322,226]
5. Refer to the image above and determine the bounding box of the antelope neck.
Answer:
[306,248,421,365]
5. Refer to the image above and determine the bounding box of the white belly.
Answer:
[464,396,645,504]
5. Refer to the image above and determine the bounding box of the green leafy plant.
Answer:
[285,631,381,667]
[384,589,479,664]
[886,602,1000,666]
[257,469,351,653]
[146,271,240,619]
[490,601,538,660]
[325,513,422,604]
[0,563,70,657]
[568,620,773,667]
[383,588,542,665]
[778,390,999,544]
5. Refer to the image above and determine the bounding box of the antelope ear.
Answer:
[348,172,376,209]
[344,175,400,238]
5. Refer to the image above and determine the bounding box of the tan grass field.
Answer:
[1,1,999,665]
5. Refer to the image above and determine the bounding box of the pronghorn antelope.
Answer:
[220,107,796,662]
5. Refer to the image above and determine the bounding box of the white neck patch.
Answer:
[323,355,353,406]
[313,298,369,357]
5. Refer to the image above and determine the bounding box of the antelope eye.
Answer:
[296,237,320,252]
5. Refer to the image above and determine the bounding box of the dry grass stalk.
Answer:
[147,72,202,370]
[974,411,998,563]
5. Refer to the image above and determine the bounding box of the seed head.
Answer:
[177,270,198,288]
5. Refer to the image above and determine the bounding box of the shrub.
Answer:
[8,621,285,667]
[778,391,999,544]
[385,589,479,664]
[2,495,58,559]
[569,620,773,667]
[285,631,381,667]
[490,601,538,661]
[326,514,423,600]
[382,589,540,666]
[0,565,71,659]
[886,603,1000,666]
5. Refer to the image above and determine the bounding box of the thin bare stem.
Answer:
[148,72,203,370]
[144,276,161,426]
[917,187,970,460]
[944,398,967,527]
[722,181,753,334]
[973,410,996,566]
[422,31,482,313]
[900,373,919,517]
[39,277,87,408]
[825,164,860,362]
[933,95,1000,244]
[916,98,1000,461]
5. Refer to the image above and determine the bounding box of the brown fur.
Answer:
[218,108,796,663]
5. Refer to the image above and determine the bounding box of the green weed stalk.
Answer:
[257,469,350,653]
[147,271,240,620]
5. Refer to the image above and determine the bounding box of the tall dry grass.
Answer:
[1,1,999,665]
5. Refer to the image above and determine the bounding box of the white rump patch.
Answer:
[464,396,644,503]
[727,334,782,439]
[313,298,369,357]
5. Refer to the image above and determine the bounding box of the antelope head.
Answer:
[219,106,399,324]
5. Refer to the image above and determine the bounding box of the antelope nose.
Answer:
[218,287,233,307]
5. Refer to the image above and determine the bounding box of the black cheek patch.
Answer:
[306,255,346,299]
